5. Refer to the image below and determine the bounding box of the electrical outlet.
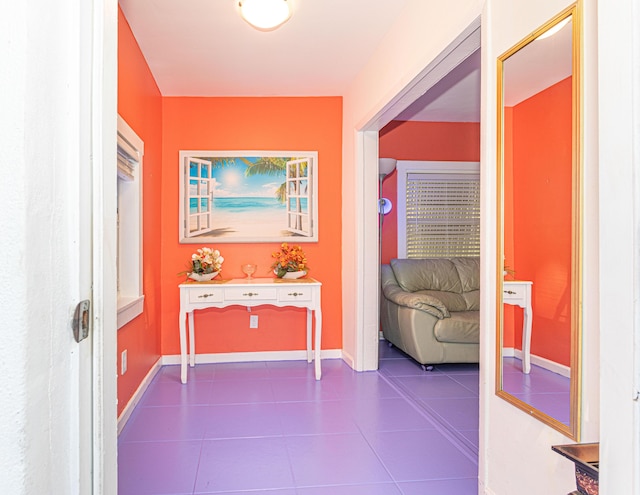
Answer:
[121,349,128,375]
[249,315,259,329]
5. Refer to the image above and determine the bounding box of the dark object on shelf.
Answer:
[552,443,599,495]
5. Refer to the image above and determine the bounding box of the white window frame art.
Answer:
[179,150,318,243]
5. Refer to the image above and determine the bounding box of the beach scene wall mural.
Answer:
[179,150,318,243]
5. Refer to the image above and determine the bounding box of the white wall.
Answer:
[0,0,118,494]
[597,0,640,492]
[481,0,602,493]
[341,0,483,369]
[0,1,83,492]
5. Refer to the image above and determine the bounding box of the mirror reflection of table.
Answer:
[503,280,533,373]
[178,278,322,384]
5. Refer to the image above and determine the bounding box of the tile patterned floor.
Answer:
[118,342,479,494]
[502,356,571,424]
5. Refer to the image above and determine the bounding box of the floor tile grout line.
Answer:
[376,368,479,464]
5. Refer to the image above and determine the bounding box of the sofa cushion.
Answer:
[434,311,479,344]
[451,257,480,292]
[463,290,480,311]
[417,290,468,313]
[390,258,462,293]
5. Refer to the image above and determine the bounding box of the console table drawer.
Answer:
[224,287,278,301]
[278,287,312,302]
[503,284,526,302]
[188,288,224,303]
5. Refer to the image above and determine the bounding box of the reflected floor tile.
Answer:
[156,363,216,383]
[119,404,211,442]
[345,397,437,432]
[270,377,339,402]
[398,478,478,495]
[397,374,477,399]
[203,402,284,438]
[297,483,403,494]
[275,400,359,435]
[286,433,393,486]
[138,379,214,407]
[420,397,479,430]
[378,357,427,377]
[363,429,477,481]
[118,440,202,495]
[211,361,270,381]
[323,372,401,400]
[195,437,294,493]
[210,379,275,404]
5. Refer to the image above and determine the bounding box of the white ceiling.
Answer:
[119,0,480,122]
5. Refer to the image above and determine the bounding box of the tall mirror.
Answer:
[496,3,582,440]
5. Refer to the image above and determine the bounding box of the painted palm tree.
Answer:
[243,157,291,202]
[201,155,307,231]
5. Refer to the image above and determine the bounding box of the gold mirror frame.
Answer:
[496,2,582,440]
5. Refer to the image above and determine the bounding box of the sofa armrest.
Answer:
[382,283,450,319]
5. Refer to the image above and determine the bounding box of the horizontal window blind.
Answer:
[117,132,139,181]
[405,173,480,258]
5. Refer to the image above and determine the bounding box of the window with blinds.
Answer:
[397,161,480,259]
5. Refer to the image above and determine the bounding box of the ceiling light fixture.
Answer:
[238,0,292,31]
[536,17,571,41]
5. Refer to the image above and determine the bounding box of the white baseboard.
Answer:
[161,348,343,365]
[117,358,162,435]
[503,347,571,378]
[341,348,356,370]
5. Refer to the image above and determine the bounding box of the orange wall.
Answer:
[160,97,343,355]
[505,77,572,366]
[117,8,163,415]
[378,121,481,263]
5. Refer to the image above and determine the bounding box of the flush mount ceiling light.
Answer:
[238,0,292,31]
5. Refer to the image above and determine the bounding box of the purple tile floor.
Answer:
[501,357,570,425]
[118,342,478,494]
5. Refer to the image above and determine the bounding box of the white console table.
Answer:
[178,277,322,384]
[503,280,533,373]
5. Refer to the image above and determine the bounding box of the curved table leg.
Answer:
[188,311,196,367]
[179,310,188,384]
[522,305,532,374]
[306,309,312,363]
[314,308,322,380]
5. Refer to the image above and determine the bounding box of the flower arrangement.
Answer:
[181,247,224,281]
[271,243,308,278]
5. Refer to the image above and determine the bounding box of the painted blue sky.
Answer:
[207,156,286,198]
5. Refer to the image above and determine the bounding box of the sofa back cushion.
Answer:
[390,258,462,293]
[463,290,480,311]
[451,257,480,292]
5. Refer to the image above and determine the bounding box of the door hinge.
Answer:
[73,299,91,343]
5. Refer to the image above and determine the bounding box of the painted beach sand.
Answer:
[190,197,307,238]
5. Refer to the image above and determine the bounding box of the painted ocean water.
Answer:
[189,196,307,238]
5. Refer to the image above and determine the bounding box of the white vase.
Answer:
[188,271,219,282]
[281,270,306,280]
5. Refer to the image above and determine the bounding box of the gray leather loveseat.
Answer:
[380,257,480,367]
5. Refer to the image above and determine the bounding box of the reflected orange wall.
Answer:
[505,77,572,366]
[117,8,163,415]
[160,97,343,356]
[378,121,480,263]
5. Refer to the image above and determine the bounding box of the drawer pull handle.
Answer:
[243,292,259,297]
[288,292,303,296]
[504,290,516,295]
[198,293,215,298]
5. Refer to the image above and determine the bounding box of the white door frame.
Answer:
[86,0,119,492]
[353,19,482,371]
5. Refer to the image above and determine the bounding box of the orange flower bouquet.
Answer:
[271,243,309,278]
